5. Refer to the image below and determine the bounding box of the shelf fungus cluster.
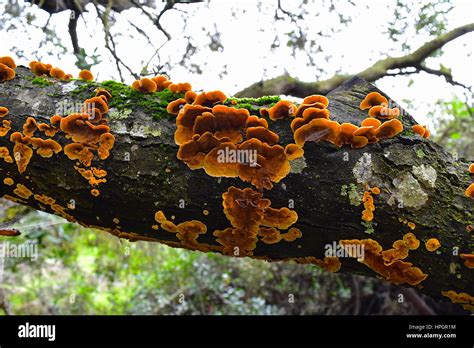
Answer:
[361,186,380,222]
[339,238,427,286]
[441,290,474,311]
[260,93,404,149]
[173,93,303,189]
[29,60,73,80]
[214,186,301,256]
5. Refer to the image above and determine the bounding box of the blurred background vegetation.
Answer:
[0,0,472,315]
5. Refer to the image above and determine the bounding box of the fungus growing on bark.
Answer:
[193,91,227,107]
[284,143,304,160]
[291,256,341,273]
[465,183,474,198]
[340,238,427,286]
[64,143,94,166]
[84,96,109,121]
[459,254,473,268]
[78,70,94,81]
[0,63,15,81]
[441,290,474,310]
[3,177,14,185]
[368,105,400,119]
[0,120,11,136]
[0,107,9,118]
[424,238,441,252]
[98,133,115,160]
[151,75,172,90]
[260,100,297,120]
[178,132,232,170]
[237,138,290,189]
[375,119,403,139]
[293,118,341,147]
[91,189,100,197]
[468,164,474,174]
[361,188,380,222]
[333,123,358,147]
[49,67,66,79]
[29,138,62,158]
[291,107,331,132]
[168,82,192,93]
[0,147,13,163]
[382,232,419,265]
[10,132,33,174]
[22,117,38,137]
[412,124,430,138]
[29,61,52,76]
[246,126,279,145]
[0,56,16,69]
[131,78,157,93]
[13,183,33,199]
[184,91,197,104]
[175,104,212,145]
[166,98,187,115]
[60,113,110,143]
[95,88,112,102]
[359,92,388,110]
[245,115,268,128]
[294,95,329,118]
[214,186,300,255]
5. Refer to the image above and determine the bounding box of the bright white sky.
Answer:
[0,0,473,130]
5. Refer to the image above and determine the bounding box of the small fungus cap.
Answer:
[360,92,388,110]
[79,70,94,81]
[0,56,16,69]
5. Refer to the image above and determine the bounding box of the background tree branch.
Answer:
[235,23,474,98]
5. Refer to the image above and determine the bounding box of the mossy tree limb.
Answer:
[0,67,472,304]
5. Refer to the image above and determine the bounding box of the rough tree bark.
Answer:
[0,67,472,304]
[236,23,474,98]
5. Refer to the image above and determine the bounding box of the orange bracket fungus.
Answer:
[459,254,474,269]
[193,91,227,107]
[0,56,16,70]
[359,92,388,110]
[10,132,33,174]
[212,186,300,256]
[168,82,192,94]
[368,105,400,119]
[340,239,427,286]
[78,69,94,81]
[361,187,380,222]
[0,147,13,163]
[441,290,474,311]
[465,183,474,198]
[425,238,441,252]
[0,119,11,137]
[166,98,187,115]
[294,95,329,118]
[49,67,66,80]
[0,56,16,81]
[150,75,171,91]
[0,106,9,118]
[29,61,52,76]
[131,78,157,93]
[381,232,420,265]
[22,117,38,137]
[469,163,474,174]
[260,100,297,120]
[412,124,430,138]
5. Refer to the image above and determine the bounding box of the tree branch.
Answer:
[236,23,474,97]
[0,67,472,307]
